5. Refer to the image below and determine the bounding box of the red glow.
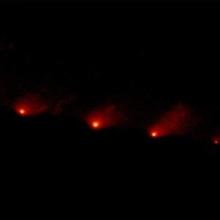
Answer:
[15,105,30,117]
[92,121,101,129]
[15,104,32,117]
[151,131,159,138]
[212,137,220,145]
[86,104,122,130]
[148,104,193,137]
[14,94,48,117]
[18,108,27,116]
[214,140,219,145]
[88,118,103,130]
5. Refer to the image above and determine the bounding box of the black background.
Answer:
[1,2,220,147]
[1,1,220,201]
[1,1,220,109]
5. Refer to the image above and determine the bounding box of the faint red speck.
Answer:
[213,139,220,145]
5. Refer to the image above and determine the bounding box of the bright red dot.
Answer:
[151,131,158,138]
[18,108,27,116]
[91,121,101,129]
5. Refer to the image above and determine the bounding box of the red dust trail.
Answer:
[14,94,48,117]
[148,104,194,138]
[86,104,123,130]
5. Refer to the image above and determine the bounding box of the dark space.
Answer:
[1,1,220,203]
